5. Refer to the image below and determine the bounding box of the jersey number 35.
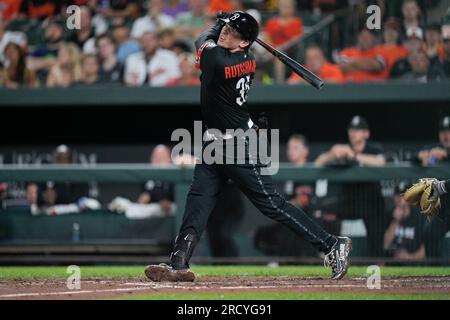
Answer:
[236,75,251,106]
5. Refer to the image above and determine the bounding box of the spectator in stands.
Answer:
[383,181,426,260]
[417,116,450,166]
[167,54,199,86]
[76,53,99,85]
[47,42,82,88]
[96,34,123,84]
[425,23,444,63]
[175,0,209,42]
[286,134,309,166]
[172,39,193,55]
[264,0,303,83]
[158,28,176,50]
[336,28,388,82]
[138,144,174,206]
[108,144,176,219]
[264,0,304,48]
[0,0,22,21]
[27,20,64,81]
[65,6,96,53]
[111,21,141,63]
[376,17,409,77]
[288,46,344,84]
[389,26,426,78]
[315,115,386,167]
[0,15,27,66]
[124,31,180,86]
[3,42,37,88]
[208,0,235,14]
[398,48,444,83]
[130,0,175,39]
[400,0,424,38]
[286,135,315,211]
[163,0,189,19]
[18,0,60,20]
[96,0,143,19]
[315,116,388,257]
[26,145,95,216]
[442,25,450,77]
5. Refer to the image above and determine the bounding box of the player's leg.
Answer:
[145,162,225,281]
[223,162,352,279]
[206,182,243,258]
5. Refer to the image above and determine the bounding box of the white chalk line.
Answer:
[0,286,151,298]
[125,282,390,290]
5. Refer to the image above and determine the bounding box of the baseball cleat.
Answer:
[324,236,352,280]
[144,263,195,282]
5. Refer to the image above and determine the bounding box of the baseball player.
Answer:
[144,11,352,282]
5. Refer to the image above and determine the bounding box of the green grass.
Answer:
[121,292,450,300]
[0,265,449,280]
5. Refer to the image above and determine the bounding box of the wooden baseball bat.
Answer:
[255,38,325,90]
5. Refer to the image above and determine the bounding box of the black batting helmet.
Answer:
[227,11,259,42]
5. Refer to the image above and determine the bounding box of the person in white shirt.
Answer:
[124,31,180,86]
[131,0,175,39]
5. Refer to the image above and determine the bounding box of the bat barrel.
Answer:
[255,38,324,90]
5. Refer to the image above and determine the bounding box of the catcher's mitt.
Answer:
[402,178,441,217]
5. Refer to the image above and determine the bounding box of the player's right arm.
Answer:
[194,15,228,73]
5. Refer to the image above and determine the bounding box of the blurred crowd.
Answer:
[0,0,450,88]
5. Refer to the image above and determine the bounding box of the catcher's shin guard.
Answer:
[170,229,198,270]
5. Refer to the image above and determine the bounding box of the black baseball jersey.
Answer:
[195,41,256,132]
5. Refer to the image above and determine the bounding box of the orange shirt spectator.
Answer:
[264,0,303,47]
[0,0,22,21]
[376,17,409,78]
[339,46,388,82]
[19,0,58,19]
[288,46,344,84]
[337,29,387,83]
[376,44,408,78]
[265,17,303,47]
[208,0,234,14]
